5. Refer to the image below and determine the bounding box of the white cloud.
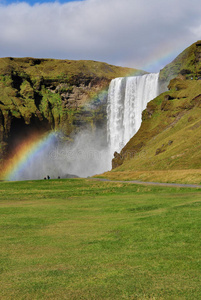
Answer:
[0,0,201,71]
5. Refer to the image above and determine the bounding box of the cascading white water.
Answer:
[107,73,159,156]
[8,73,159,181]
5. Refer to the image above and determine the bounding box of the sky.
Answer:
[0,0,201,72]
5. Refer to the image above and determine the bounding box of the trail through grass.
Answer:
[0,178,201,299]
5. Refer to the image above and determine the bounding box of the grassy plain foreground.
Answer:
[0,178,201,299]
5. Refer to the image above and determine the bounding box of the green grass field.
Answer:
[0,178,201,299]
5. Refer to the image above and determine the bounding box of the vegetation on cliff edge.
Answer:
[0,58,141,163]
[101,41,201,183]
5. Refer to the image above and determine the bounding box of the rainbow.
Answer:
[143,47,182,72]
[2,131,57,181]
[138,40,190,72]
[1,44,188,181]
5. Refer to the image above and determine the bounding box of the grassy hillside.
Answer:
[100,41,201,184]
[159,40,201,91]
[1,178,201,299]
[0,57,140,80]
[0,57,140,129]
[102,76,201,184]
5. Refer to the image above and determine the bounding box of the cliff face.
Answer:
[0,57,140,161]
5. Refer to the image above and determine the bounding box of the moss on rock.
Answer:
[0,57,141,163]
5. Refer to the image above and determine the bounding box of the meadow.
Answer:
[0,178,201,299]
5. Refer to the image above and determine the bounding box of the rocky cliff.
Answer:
[0,57,140,162]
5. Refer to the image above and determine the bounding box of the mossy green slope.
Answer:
[113,78,201,169]
[0,57,139,80]
[0,57,139,131]
[103,41,201,183]
[159,40,201,91]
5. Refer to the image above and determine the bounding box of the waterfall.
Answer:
[107,73,159,157]
[6,73,159,181]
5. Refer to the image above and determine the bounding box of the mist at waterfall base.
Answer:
[6,73,159,181]
[8,129,111,181]
[48,130,111,179]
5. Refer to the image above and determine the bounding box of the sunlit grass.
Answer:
[100,169,201,184]
[0,178,201,299]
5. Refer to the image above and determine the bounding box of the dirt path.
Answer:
[90,178,201,188]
